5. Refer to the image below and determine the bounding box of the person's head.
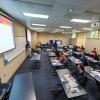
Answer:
[94,48,96,50]
[59,52,64,56]
[78,64,85,73]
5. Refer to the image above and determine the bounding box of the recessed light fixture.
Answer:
[59,26,72,29]
[23,12,49,19]
[70,19,91,23]
[32,24,46,27]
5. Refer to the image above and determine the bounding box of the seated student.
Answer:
[57,52,66,64]
[77,46,81,52]
[73,45,78,51]
[72,64,88,87]
[80,53,88,66]
[68,48,73,56]
[80,45,85,50]
[93,53,99,61]
[91,48,97,54]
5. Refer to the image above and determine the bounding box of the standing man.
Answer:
[26,41,31,57]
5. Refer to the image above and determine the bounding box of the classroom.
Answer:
[0,0,100,100]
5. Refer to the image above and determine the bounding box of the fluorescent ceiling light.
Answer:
[73,30,80,32]
[33,28,45,30]
[59,26,72,29]
[32,24,46,26]
[55,29,64,31]
[34,29,45,31]
[51,30,59,33]
[35,29,45,32]
[23,12,49,19]
[83,28,92,30]
[37,30,44,32]
[70,19,91,23]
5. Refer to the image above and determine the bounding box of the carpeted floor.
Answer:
[15,51,100,100]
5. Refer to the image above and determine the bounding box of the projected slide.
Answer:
[0,15,15,53]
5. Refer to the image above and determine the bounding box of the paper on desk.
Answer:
[64,74,76,82]
[61,77,65,82]
[70,87,80,93]
[91,71,100,77]
[68,81,78,88]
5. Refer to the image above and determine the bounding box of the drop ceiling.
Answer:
[0,0,100,33]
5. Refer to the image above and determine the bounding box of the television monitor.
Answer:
[0,14,15,54]
[56,40,62,45]
[49,40,56,45]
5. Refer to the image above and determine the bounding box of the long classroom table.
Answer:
[68,56,83,65]
[9,72,36,100]
[85,66,100,83]
[57,69,87,99]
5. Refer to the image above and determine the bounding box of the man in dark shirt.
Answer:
[71,64,88,87]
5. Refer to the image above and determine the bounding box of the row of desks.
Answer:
[48,50,100,99]
[48,51,87,99]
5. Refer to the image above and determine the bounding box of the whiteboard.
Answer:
[4,37,26,62]
[85,38,100,54]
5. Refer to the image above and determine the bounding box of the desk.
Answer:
[46,49,52,52]
[57,49,63,52]
[57,69,87,99]
[74,52,81,56]
[48,52,56,57]
[31,53,40,61]
[68,56,82,66]
[85,56,100,67]
[9,72,36,100]
[85,66,100,82]
[85,56,99,63]
[31,53,41,68]
[64,52,69,56]
[50,58,64,67]
[85,52,95,57]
